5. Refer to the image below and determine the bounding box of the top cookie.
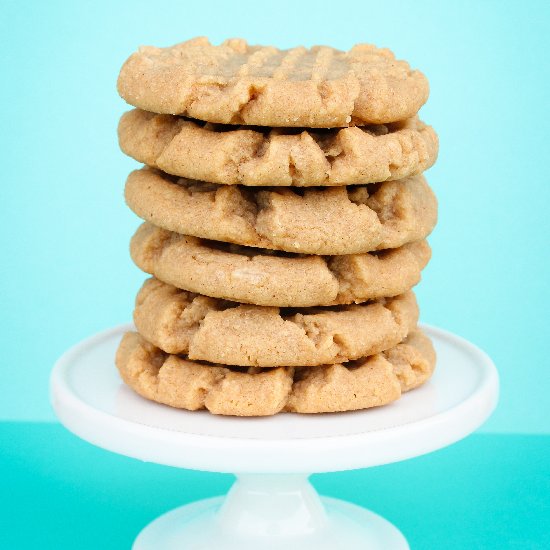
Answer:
[117,37,429,127]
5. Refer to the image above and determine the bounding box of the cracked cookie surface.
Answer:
[119,109,438,186]
[116,328,435,415]
[130,222,431,307]
[132,278,419,366]
[117,37,429,127]
[125,168,437,255]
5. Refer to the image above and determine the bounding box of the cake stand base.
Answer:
[134,476,407,550]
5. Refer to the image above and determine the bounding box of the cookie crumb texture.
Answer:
[116,329,435,416]
[125,169,437,255]
[119,109,438,186]
[117,37,429,127]
[132,278,419,367]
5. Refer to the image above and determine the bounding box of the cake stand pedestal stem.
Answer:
[218,474,328,537]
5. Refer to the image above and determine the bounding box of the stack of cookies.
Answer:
[115,37,439,416]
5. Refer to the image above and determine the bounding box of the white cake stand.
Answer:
[50,323,498,550]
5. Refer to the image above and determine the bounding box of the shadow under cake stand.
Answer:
[50,323,498,549]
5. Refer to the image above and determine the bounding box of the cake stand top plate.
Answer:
[50,324,498,473]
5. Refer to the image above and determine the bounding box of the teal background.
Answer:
[2,2,549,548]
[2,424,549,549]
[2,0,549,432]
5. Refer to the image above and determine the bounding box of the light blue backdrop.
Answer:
[2,0,548,433]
